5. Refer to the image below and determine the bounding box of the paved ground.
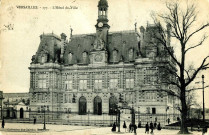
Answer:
[0,123,207,135]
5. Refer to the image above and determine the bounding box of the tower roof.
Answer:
[98,0,108,7]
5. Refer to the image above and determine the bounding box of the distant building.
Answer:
[29,0,179,125]
[2,93,29,119]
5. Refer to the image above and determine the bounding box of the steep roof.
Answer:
[63,30,139,65]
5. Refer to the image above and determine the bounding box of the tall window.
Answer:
[65,80,73,90]
[146,107,150,114]
[152,108,156,114]
[113,50,117,62]
[37,74,47,88]
[79,80,87,90]
[94,80,102,89]
[68,52,73,64]
[126,79,134,88]
[129,48,134,61]
[109,79,118,89]
[83,52,87,63]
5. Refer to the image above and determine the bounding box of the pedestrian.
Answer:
[133,124,137,135]
[154,121,157,129]
[112,122,116,132]
[138,121,141,128]
[129,123,131,133]
[123,121,127,132]
[145,122,149,134]
[167,118,170,125]
[150,121,154,134]
[157,122,161,130]
[2,118,5,128]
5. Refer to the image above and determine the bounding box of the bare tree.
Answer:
[151,1,209,134]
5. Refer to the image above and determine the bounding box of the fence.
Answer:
[1,110,180,127]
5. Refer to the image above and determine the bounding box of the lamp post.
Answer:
[202,75,205,123]
[131,107,136,134]
[43,105,46,130]
[138,107,140,124]
[88,109,90,125]
[117,108,120,132]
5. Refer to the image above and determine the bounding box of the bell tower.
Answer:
[90,0,110,65]
[96,0,109,29]
[94,0,110,49]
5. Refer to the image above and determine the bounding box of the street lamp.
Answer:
[202,75,205,123]
[88,109,90,125]
[138,107,140,124]
[117,108,121,132]
[43,105,46,130]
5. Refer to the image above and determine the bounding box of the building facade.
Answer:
[2,93,30,119]
[29,0,179,124]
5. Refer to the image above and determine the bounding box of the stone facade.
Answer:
[29,0,180,123]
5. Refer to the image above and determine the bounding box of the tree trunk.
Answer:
[179,86,189,134]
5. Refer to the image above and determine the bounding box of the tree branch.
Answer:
[185,56,209,86]
[185,35,208,53]
[185,23,209,44]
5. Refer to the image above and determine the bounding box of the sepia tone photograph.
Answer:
[0,0,209,134]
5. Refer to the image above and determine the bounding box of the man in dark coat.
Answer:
[112,122,116,132]
[138,121,141,128]
[2,118,5,128]
[123,121,127,132]
[150,121,154,134]
[157,122,161,130]
[145,122,149,134]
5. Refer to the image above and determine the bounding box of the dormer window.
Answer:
[129,48,134,61]
[39,51,47,63]
[82,52,88,63]
[113,49,118,62]
[68,52,73,64]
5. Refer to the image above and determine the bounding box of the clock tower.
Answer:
[91,0,109,65]
[94,0,110,50]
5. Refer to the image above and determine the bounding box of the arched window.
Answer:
[109,96,118,115]
[113,50,118,62]
[79,96,87,115]
[82,52,87,63]
[94,96,102,115]
[129,48,134,61]
[68,52,73,64]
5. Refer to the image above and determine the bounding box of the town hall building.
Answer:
[29,0,179,125]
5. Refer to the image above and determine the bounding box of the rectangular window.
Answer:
[109,79,118,89]
[94,80,102,89]
[79,80,87,90]
[152,108,156,114]
[126,79,134,88]
[65,80,73,90]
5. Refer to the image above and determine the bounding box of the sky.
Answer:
[0,0,209,108]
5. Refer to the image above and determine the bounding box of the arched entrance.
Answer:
[20,108,24,118]
[94,96,102,115]
[7,109,10,117]
[109,96,118,115]
[79,96,87,115]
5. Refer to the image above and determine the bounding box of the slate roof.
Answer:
[63,30,140,65]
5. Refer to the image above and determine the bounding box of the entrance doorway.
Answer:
[79,96,87,115]
[94,96,102,115]
[109,96,118,115]
[20,108,24,118]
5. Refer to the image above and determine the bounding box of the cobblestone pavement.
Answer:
[0,123,207,135]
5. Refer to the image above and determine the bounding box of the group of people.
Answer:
[145,121,161,134]
[112,120,161,134]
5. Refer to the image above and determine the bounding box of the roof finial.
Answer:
[70,26,73,39]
